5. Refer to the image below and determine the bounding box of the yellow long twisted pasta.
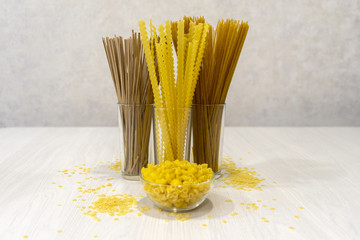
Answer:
[139,19,210,162]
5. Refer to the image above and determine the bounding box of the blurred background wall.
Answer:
[0,0,359,127]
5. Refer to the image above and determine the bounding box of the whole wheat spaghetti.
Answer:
[192,18,249,173]
[102,31,153,177]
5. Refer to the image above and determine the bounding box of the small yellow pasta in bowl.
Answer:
[140,160,214,212]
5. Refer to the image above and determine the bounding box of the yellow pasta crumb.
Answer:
[272,199,277,201]
[299,206,304,209]
[93,235,98,238]
[225,199,233,202]
[83,194,138,221]
[257,200,262,202]
[57,204,61,206]
[206,215,211,218]
[262,205,267,207]
[114,218,119,221]
[137,212,142,216]
[57,230,62,233]
[289,226,294,229]
[230,212,238,216]
[140,206,151,212]
[222,220,227,223]
[294,216,299,218]
[270,208,275,210]
[58,185,63,188]
[51,182,55,184]
[202,224,207,227]
[164,220,169,223]
[175,213,190,222]
[109,159,121,172]
[23,236,28,239]
[219,157,265,191]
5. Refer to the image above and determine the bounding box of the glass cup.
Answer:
[152,107,192,164]
[118,103,153,180]
[192,104,225,177]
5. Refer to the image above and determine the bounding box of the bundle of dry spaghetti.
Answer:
[102,31,153,177]
[139,19,210,163]
[191,18,249,173]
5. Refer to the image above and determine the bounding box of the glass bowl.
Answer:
[140,174,214,212]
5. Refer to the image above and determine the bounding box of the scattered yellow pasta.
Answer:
[219,157,265,191]
[83,194,138,222]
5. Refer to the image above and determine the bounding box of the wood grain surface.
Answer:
[0,127,359,240]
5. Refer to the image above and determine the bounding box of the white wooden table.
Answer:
[0,127,359,240]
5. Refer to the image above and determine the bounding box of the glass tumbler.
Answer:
[152,107,192,164]
[192,104,225,177]
[118,103,153,180]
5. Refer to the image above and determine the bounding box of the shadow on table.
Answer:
[137,193,234,220]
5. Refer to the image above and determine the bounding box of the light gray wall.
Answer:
[1,0,359,127]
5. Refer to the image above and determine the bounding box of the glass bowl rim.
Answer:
[140,172,215,187]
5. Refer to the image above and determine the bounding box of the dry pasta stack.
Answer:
[192,18,249,172]
[102,31,153,176]
[139,19,210,162]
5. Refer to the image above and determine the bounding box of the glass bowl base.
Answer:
[151,197,207,213]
